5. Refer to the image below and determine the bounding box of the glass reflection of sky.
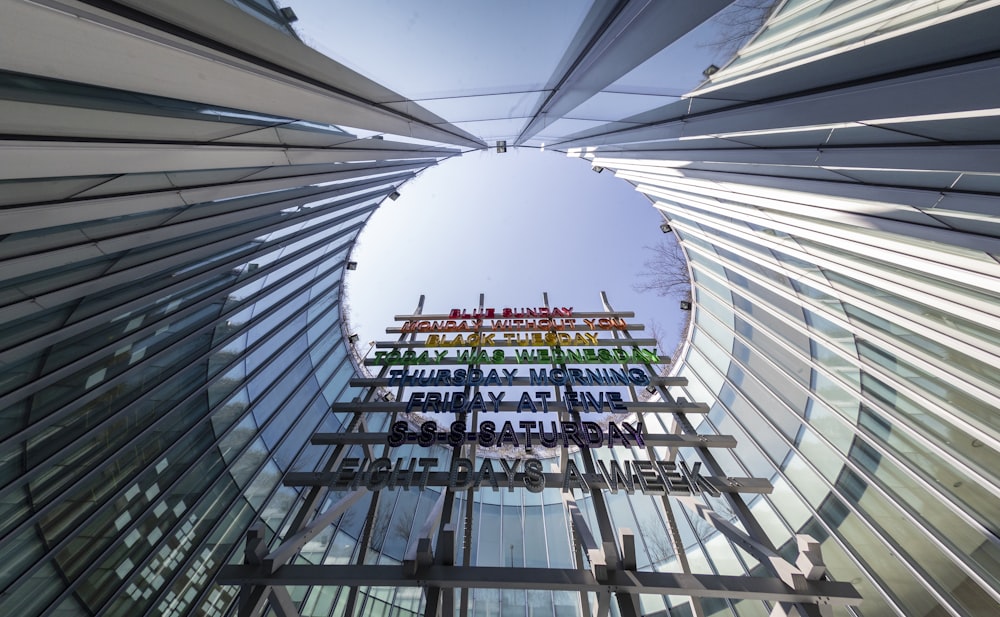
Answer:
[283,0,741,145]
[282,1,720,457]
[287,1,594,99]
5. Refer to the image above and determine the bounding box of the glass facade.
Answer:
[1,0,998,615]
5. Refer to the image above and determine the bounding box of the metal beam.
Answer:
[217,564,863,605]
[385,323,646,334]
[237,524,302,617]
[391,311,637,320]
[0,163,422,236]
[363,356,663,367]
[431,526,456,617]
[263,489,367,573]
[329,401,708,413]
[0,140,452,182]
[350,375,688,387]
[403,490,449,575]
[613,530,640,617]
[283,471,772,494]
[311,432,738,448]
[554,55,1000,150]
[266,588,302,617]
[370,338,659,349]
[514,0,731,144]
[1,0,484,147]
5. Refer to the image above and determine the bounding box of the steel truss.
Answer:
[219,294,860,617]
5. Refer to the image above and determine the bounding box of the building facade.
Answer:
[0,1,997,616]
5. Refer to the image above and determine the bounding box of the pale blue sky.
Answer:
[344,148,687,357]
[281,0,722,358]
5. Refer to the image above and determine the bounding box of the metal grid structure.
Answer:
[220,294,861,617]
[1,2,998,615]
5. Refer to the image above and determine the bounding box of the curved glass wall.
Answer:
[592,147,1000,616]
[2,1,999,616]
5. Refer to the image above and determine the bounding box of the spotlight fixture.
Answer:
[645,385,657,394]
[346,261,357,271]
[383,392,394,402]
[279,7,298,22]
[592,165,604,173]
[660,222,672,233]
[388,191,400,201]
[680,300,692,311]
[496,140,507,153]
[348,334,359,344]
[370,135,384,140]
[703,64,719,77]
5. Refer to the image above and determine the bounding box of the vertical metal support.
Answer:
[221,292,860,617]
[619,529,636,570]
[649,419,705,617]
[544,294,595,617]
[459,494,474,617]
[238,524,268,617]
[405,489,448,574]
[601,291,714,617]
[604,290,697,591]
[574,526,593,617]
[267,588,303,617]
[594,591,612,617]
[342,490,379,616]
[614,529,641,617]
[562,473,594,617]
[438,526,456,617]
[770,536,833,617]
[423,588,441,617]
[456,293,486,617]
[343,295,428,616]
[662,495,705,617]
[562,490,617,617]
[236,524,303,617]
[420,535,442,617]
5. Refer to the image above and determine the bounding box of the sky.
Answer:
[343,147,688,360]
[279,0,730,363]
[284,0,739,144]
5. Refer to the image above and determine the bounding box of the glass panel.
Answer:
[286,1,596,99]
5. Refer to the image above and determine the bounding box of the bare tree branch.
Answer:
[639,516,675,564]
[633,240,692,300]
[703,0,780,57]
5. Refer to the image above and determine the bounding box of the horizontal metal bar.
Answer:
[391,311,637,320]
[386,324,645,334]
[364,357,665,367]
[311,432,738,448]
[372,338,659,349]
[329,402,708,413]
[282,472,771,494]
[649,376,687,386]
[216,564,860,605]
[349,375,686,388]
